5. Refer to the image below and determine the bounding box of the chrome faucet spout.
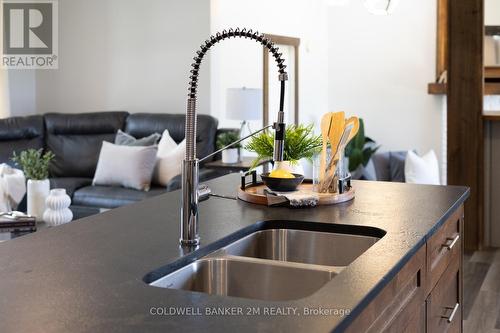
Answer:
[180,28,288,246]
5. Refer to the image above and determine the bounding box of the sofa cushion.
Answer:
[124,113,218,163]
[371,152,390,181]
[45,112,128,178]
[72,185,166,209]
[114,129,160,146]
[93,142,158,191]
[389,151,408,182]
[154,130,186,186]
[0,115,44,167]
[165,168,228,192]
[49,177,93,197]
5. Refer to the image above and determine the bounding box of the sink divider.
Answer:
[205,251,346,276]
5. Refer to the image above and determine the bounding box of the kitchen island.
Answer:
[0,174,469,332]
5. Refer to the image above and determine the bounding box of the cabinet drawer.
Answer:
[427,255,461,333]
[346,246,426,333]
[426,206,463,294]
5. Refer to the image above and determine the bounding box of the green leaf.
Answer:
[11,149,55,180]
[345,118,379,171]
[349,149,364,172]
[244,124,322,168]
[216,131,241,149]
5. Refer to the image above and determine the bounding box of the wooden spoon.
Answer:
[320,113,333,181]
[344,116,360,144]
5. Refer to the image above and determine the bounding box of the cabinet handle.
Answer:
[442,234,460,250]
[441,303,460,323]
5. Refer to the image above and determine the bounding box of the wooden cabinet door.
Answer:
[427,255,461,332]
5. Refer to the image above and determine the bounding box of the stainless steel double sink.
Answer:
[148,224,384,301]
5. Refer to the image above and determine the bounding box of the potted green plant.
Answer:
[344,119,379,180]
[245,124,322,174]
[11,149,55,220]
[216,131,241,164]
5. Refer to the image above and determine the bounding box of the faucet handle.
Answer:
[198,184,211,202]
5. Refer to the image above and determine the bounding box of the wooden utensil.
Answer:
[322,122,353,192]
[320,113,333,181]
[324,111,345,188]
[344,116,359,144]
[328,112,346,155]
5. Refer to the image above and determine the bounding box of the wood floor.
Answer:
[464,248,500,332]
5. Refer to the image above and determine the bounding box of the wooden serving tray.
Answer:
[237,181,355,206]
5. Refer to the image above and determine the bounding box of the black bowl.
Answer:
[260,173,305,192]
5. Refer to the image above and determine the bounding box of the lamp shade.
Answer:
[226,88,262,121]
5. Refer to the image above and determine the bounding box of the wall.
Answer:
[486,0,500,25]
[210,0,330,131]
[0,3,8,118]
[7,71,36,116]
[32,0,210,115]
[328,0,444,178]
[0,69,8,118]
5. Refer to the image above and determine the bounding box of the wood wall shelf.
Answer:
[483,111,500,121]
[428,82,500,95]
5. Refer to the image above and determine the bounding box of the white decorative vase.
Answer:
[43,189,73,226]
[222,148,239,164]
[27,179,50,221]
[274,161,305,175]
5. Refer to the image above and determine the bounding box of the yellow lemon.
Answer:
[269,169,295,179]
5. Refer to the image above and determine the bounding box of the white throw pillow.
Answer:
[93,142,158,191]
[154,130,186,186]
[404,150,440,185]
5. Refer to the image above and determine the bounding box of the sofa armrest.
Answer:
[165,168,230,192]
[165,174,182,192]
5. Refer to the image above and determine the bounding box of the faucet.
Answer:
[181,28,288,246]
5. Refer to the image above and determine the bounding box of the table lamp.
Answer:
[226,87,262,136]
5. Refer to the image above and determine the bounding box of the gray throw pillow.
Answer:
[115,129,161,146]
[93,142,158,191]
[389,151,408,182]
[371,152,390,181]
[350,159,377,181]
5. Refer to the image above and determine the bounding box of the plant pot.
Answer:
[43,189,73,226]
[222,149,239,164]
[27,179,50,221]
[274,161,305,176]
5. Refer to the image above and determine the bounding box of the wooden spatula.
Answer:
[322,111,345,190]
[320,113,333,181]
[328,112,346,156]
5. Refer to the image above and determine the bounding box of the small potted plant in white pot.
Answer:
[245,124,322,174]
[11,149,55,221]
[217,131,241,164]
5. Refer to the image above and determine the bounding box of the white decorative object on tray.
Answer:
[43,189,73,226]
[27,179,50,221]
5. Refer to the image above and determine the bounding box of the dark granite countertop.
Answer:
[0,174,469,332]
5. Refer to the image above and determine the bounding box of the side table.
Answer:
[205,157,271,173]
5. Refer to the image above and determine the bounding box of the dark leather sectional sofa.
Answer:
[0,112,227,215]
